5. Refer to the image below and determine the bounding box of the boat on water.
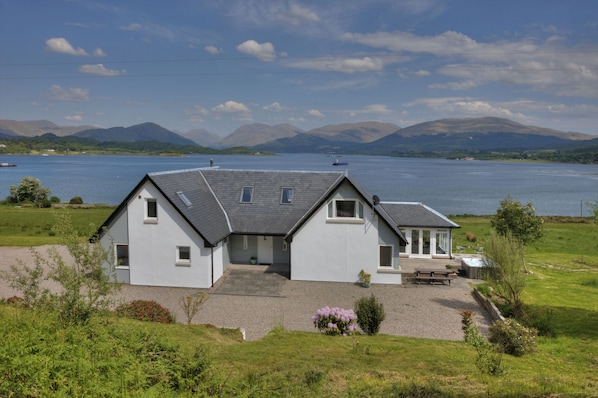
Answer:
[332,159,348,166]
[0,162,16,167]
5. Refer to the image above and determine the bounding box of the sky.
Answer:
[1,0,598,137]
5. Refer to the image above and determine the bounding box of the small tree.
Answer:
[483,232,527,318]
[585,199,598,224]
[7,176,51,204]
[1,210,119,326]
[491,195,544,272]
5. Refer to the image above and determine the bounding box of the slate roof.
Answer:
[380,202,460,229]
[199,169,346,235]
[98,168,408,246]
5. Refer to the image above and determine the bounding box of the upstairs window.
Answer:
[176,191,192,207]
[145,198,157,221]
[240,186,253,203]
[327,199,364,219]
[280,187,294,204]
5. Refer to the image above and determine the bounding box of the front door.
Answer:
[257,235,273,265]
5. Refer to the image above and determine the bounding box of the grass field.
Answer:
[0,204,115,246]
[1,208,597,396]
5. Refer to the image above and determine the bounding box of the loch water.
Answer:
[0,153,597,216]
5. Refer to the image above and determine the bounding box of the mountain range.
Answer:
[1,117,596,156]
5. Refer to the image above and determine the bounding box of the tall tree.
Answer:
[490,195,544,272]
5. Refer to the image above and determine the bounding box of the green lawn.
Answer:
[0,204,115,246]
[1,210,597,396]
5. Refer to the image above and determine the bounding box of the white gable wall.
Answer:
[291,182,401,285]
[127,182,218,288]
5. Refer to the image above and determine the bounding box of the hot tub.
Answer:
[461,257,486,279]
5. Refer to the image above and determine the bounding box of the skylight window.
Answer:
[281,187,294,204]
[240,186,253,203]
[176,191,192,207]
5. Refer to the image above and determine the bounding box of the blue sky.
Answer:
[1,0,598,136]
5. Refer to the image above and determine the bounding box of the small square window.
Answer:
[177,246,191,263]
[281,187,293,204]
[240,186,253,203]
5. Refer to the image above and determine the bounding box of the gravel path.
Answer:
[0,246,493,341]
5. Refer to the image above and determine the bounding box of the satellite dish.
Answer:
[372,195,380,205]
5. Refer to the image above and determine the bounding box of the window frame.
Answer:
[145,198,158,223]
[240,186,254,203]
[379,245,393,268]
[280,187,294,204]
[176,246,191,266]
[327,199,364,221]
[115,244,129,268]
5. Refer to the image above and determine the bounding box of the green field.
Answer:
[0,204,115,246]
[1,208,597,396]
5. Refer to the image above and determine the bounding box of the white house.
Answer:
[97,168,458,289]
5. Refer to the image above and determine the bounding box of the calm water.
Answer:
[1,153,597,216]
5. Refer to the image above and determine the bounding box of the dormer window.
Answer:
[240,186,253,203]
[281,187,294,204]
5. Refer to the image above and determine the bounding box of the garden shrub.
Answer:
[354,294,386,335]
[460,310,504,376]
[489,318,537,356]
[69,196,84,204]
[312,306,357,336]
[116,300,175,323]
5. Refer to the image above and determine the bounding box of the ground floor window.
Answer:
[176,246,191,266]
[436,230,449,254]
[116,244,129,267]
[379,245,393,267]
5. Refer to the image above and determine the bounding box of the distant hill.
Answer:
[182,128,222,147]
[0,119,94,137]
[395,117,591,140]
[74,122,197,146]
[218,123,303,148]
[305,121,399,143]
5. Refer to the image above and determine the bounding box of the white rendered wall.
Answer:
[291,183,401,285]
[127,182,215,288]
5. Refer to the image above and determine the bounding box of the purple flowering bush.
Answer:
[312,306,357,336]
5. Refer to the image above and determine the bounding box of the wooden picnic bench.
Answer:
[414,268,456,286]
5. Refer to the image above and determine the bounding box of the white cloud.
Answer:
[48,84,89,102]
[429,80,478,90]
[363,104,392,114]
[211,100,250,114]
[277,3,320,25]
[93,48,106,57]
[342,29,598,98]
[263,102,289,112]
[45,37,88,56]
[205,45,223,54]
[308,109,325,118]
[407,97,526,119]
[237,40,277,61]
[64,114,83,122]
[287,56,384,73]
[78,64,126,76]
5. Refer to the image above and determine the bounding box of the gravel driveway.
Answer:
[0,246,493,341]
